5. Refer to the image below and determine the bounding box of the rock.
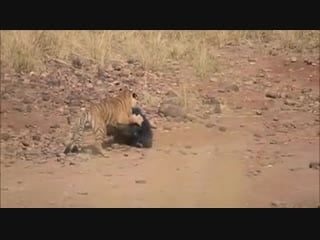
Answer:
[1,133,11,141]
[290,57,297,63]
[163,125,172,131]
[135,180,147,184]
[127,58,136,64]
[210,77,218,82]
[271,201,287,208]
[202,95,221,113]
[112,63,122,71]
[304,59,313,65]
[185,145,192,149]
[265,91,279,99]
[205,122,216,128]
[166,90,179,98]
[225,84,239,92]
[72,57,82,68]
[135,71,144,77]
[284,99,296,106]
[248,58,256,63]
[47,79,61,87]
[270,140,278,144]
[50,124,60,129]
[218,126,227,132]
[254,133,262,138]
[86,83,93,89]
[256,110,262,115]
[97,80,103,85]
[77,192,88,195]
[280,92,289,99]
[42,94,50,101]
[32,135,41,141]
[158,103,186,119]
[213,104,222,114]
[119,69,131,78]
[309,162,319,170]
[22,97,33,105]
[21,141,30,147]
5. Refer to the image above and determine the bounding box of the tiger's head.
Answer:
[118,87,139,108]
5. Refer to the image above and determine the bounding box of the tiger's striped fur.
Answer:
[64,87,144,157]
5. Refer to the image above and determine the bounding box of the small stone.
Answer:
[42,95,50,101]
[135,71,144,77]
[290,57,297,63]
[185,145,192,149]
[205,123,216,128]
[254,133,262,138]
[271,201,286,208]
[166,90,178,98]
[270,140,277,144]
[256,110,262,115]
[218,126,227,132]
[77,192,88,195]
[163,126,172,131]
[32,135,41,141]
[135,180,147,184]
[309,162,319,170]
[1,133,11,141]
[23,97,33,104]
[304,59,312,65]
[280,92,289,99]
[265,91,278,99]
[26,105,32,112]
[86,83,93,89]
[50,124,60,129]
[72,58,82,68]
[97,80,103,85]
[225,84,239,92]
[21,141,30,147]
[127,58,135,64]
[284,99,296,106]
[112,63,122,71]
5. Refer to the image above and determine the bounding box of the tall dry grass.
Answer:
[1,30,319,78]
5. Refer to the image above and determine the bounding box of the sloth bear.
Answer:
[107,107,153,148]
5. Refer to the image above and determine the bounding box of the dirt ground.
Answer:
[1,46,319,208]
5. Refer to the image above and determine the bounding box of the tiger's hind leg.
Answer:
[64,117,86,154]
[92,120,110,157]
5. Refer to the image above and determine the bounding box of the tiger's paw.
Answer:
[64,144,80,154]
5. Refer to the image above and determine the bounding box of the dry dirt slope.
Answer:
[1,47,319,208]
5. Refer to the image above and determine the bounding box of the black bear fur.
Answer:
[107,107,153,148]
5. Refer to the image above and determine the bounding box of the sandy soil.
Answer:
[1,46,319,208]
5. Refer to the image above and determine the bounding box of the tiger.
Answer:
[64,87,144,157]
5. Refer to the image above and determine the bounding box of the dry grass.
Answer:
[1,30,319,77]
